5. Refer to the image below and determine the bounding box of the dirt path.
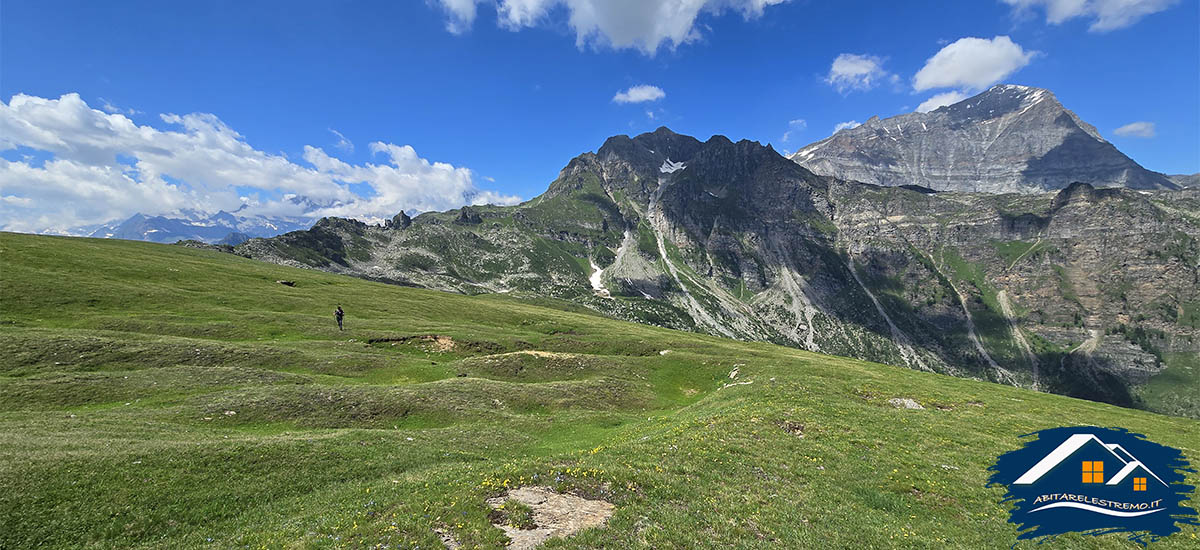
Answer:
[476,350,585,360]
[1007,237,1042,270]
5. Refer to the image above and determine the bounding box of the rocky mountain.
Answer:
[790,85,1179,194]
[1169,173,1200,188]
[88,208,312,244]
[232,127,1200,418]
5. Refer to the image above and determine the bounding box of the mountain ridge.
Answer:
[789,84,1178,194]
[230,125,1200,418]
[84,208,314,244]
[6,230,1198,548]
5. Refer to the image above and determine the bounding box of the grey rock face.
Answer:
[454,206,483,225]
[233,127,1200,418]
[1169,173,1200,188]
[790,85,1178,194]
[386,211,413,229]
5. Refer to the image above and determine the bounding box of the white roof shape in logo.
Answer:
[1012,433,1167,487]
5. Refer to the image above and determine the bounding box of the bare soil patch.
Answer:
[367,334,456,352]
[485,486,614,549]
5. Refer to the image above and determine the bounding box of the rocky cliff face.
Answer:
[1169,173,1200,188]
[233,127,1200,417]
[790,85,1178,194]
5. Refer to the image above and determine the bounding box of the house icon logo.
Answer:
[988,427,1198,546]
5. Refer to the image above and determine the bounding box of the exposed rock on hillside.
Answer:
[790,85,1178,194]
[234,127,1200,416]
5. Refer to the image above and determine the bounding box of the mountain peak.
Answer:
[789,85,1176,194]
[988,83,1056,106]
[596,127,704,166]
[987,83,1053,97]
[931,84,1060,122]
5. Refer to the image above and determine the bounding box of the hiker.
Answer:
[334,306,344,331]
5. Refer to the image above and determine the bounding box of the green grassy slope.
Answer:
[1,232,1197,549]
[1138,352,1200,419]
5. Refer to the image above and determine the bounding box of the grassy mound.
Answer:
[1,232,1197,549]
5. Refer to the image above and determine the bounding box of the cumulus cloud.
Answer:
[0,93,520,234]
[1113,121,1156,138]
[434,0,787,55]
[436,0,482,34]
[916,90,969,113]
[613,84,666,104]
[824,54,895,93]
[833,120,861,133]
[1001,0,1177,31]
[913,36,1036,92]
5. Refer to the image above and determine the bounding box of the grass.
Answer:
[939,247,1027,371]
[1138,352,1200,419]
[991,240,1047,269]
[635,220,659,259]
[1179,301,1200,329]
[490,499,536,530]
[1,231,1198,549]
[1052,265,1084,311]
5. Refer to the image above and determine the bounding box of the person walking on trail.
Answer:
[335,305,345,331]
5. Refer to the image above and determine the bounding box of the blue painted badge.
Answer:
[987,426,1198,546]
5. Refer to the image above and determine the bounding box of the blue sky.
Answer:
[1,0,1197,233]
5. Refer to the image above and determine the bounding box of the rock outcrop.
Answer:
[386,211,413,229]
[235,126,1200,417]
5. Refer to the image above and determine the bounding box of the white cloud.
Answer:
[0,93,520,234]
[436,0,483,34]
[916,91,969,113]
[435,0,787,55]
[1001,0,1177,31]
[1113,121,1156,138]
[913,36,1036,92]
[781,118,806,142]
[2,195,33,206]
[613,84,666,104]
[833,120,861,133]
[824,53,895,93]
[329,128,354,152]
[98,98,138,116]
[301,143,520,219]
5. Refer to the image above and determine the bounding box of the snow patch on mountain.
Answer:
[659,159,686,174]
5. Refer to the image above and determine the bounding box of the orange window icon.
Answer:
[1082,461,1104,483]
[1134,477,1147,491]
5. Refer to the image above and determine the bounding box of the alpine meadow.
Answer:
[3,232,1199,548]
[2,1,1199,548]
